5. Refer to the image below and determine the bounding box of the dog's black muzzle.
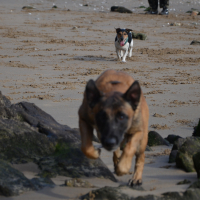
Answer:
[102,136,118,151]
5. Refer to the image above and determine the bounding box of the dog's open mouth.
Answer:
[120,41,125,46]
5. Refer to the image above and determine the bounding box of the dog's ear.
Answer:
[125,29,133,33]
[123,81,141,110]
[86,79,101,109]
[115,28,121,33]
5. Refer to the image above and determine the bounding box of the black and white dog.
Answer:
[115,28,133,62]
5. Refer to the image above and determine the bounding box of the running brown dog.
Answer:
[78,69,149,186]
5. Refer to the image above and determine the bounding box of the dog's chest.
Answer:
[115,40,130,50]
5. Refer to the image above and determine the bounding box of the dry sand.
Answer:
[0,0,200,199]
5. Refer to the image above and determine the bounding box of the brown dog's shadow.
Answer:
[74,55,116,62]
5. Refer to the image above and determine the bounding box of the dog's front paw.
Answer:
[115,163,130,176]
[128,178,142,187]
[81,146,101,159]
[121,60,126,63]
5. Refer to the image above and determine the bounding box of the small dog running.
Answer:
[115,28,133,62]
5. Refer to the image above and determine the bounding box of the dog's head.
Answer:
[115,28,132,47]
[86,80,141,151]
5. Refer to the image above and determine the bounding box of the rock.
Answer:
[64,178,94,188]
[188,180,200,189]
[30,177,55,190]
[145,145,153,151]
[81,186,132,200]
[37,140,117,182]
[165,134,182,144]
[0,159,36,196]
[176,137,200,172]
[169,150,178,163]
[81,185,200,200]
[0,91,118,182]
[193,152,200,178]
[172,138,187,151]
[177,179,191,185]
[0,118,56,163]
[148,131,170,147]
[132,32,147,40]
[110,6,133,13]
[190,40,200,45]
[119,184,145,191]
[52,5,58,8]
[0,160,54,196]
[193,119,200,136]
[22,6,36,9]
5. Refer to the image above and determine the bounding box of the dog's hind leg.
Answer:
[79,118,101,159]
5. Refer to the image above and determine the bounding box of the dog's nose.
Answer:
[104,137,117,147]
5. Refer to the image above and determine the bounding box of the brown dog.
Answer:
[78,69,149,186]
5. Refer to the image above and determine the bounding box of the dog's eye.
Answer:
[117,112,127,121]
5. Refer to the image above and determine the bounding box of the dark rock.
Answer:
[0,159,36,196]
[165,134,182,144]
[193,119,200,137]
[145,145,153,151]
[0,91,118,182]
[0,118,56,163]
[176,137,200,172]
[190,40,200,45]
[81,186,132,200]
[182,189,200,200]
[14,101,80,143]
[119,184,145,191]
[81,185,200,200]
[111,6,133,13]
[30,177,55,190]
[177,179,191,185]
[169,150,178,163]
[22,6,35,10]
[172,138,187,151]
[188,180,200,189]
[193,152,200,178]
[37,140,117,182]
[134,196,161,200]
[64,178,94,188]
[148,131,170,147]
[132,32,147,40]
[0,159,55,196]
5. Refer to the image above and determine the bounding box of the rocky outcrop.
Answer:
[193,152,200,178]
[81,186,200,200]
[0,159,54,196]
[148,131,170,147]
[165,134,182,145]
[193,119,200,137]
[0,91,117,196]
[176,137,200,172]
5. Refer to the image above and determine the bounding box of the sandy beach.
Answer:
[0,0,200,199]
